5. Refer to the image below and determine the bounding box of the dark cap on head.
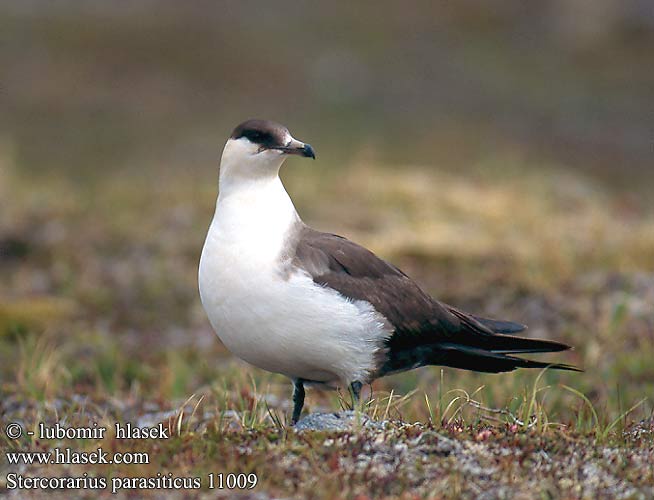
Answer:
[231,119,289,149]
[230,119,315,159]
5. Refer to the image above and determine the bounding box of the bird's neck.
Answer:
[212,172,300,252]
[218,142,285,193]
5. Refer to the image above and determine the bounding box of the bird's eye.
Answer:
[240,128,274,145]
[244,130,268,142]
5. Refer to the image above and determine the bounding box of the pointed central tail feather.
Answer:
[379,305,581,376]
[434,309,580,373]
[436,343,582,373]
[448,308,575,354]
[474,332,572,354]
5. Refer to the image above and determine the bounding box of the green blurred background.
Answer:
[2,1,653,181]
[1,1,654,424]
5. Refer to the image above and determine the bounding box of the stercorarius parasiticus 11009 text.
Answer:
[198,119,579,424]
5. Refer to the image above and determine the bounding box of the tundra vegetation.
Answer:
[1,3,653,498]
[1,158,653,498]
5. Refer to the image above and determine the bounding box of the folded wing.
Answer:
[292,226,579,376]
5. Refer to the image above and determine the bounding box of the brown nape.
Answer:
[230,119,290,149]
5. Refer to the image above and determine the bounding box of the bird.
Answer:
[198,119,579,425]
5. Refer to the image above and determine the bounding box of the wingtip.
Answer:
[470,315,529,334]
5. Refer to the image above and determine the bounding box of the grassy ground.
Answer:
[1,143,653,498]
[2,3,653,498]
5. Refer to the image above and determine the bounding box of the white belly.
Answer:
[198,190,389,386]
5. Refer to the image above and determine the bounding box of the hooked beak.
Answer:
[273,138,316,159]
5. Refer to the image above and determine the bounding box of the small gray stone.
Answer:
[294,411,384,431]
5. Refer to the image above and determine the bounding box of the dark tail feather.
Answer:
[428,305,581,373]
[477,333,572,354]
[436,344,582,373]
[451,309,572,354]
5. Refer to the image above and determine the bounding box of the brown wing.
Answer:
[293,227,468,337]
[293,226,576,376]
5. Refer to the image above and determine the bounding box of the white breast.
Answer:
[198,176,390,387]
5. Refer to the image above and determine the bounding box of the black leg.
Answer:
[291,379,305,425]
[350,380,363,405]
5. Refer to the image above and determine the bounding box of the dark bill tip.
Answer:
[276,142,316,159]
[302,143,316,159]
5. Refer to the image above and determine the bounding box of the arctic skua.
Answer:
[198,119,579,424]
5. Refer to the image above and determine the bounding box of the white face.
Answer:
[219,137,290,181]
